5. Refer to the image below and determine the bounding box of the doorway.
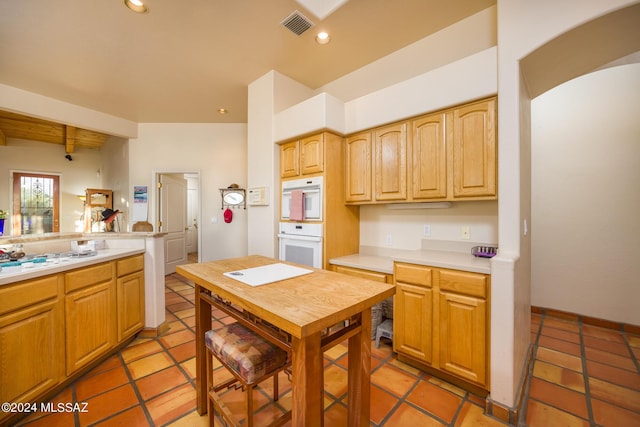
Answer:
[157,172,201,274]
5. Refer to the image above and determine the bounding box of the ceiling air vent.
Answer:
[281,10,315,36]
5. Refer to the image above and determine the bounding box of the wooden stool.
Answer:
[205,322,291,427]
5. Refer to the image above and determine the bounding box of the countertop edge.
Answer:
[329,249,492,275]
[0,248,145,286]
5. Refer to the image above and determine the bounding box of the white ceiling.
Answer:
[0,0,495,123]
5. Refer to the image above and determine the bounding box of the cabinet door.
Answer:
[345,132,372,202]
[374,122,407,201]
[117,271,145,341]
[300,134,324,175]
[65,281,116,375]
[0,298,64,406]
[280,140,299,178]
[394,283,433,364]
[439,291,487,386]
[452,98,497,198]
[412,112,447,199]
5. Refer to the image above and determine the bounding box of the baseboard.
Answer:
[484,343,535,426]
[138,321,170,338]
[532,306,640,334]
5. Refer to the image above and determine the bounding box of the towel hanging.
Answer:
[289,189,305,221]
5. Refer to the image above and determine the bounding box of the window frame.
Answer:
[11,171,61,236]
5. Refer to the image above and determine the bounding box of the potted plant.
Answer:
[0,210,7,236]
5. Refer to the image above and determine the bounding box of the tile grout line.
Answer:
[622,330,640,374]
[114,350,156,426]
[577,316,597,427]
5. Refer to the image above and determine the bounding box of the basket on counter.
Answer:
[471,246,498,258]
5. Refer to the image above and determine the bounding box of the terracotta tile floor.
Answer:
[16,270,640,426]
[523,312,640,426]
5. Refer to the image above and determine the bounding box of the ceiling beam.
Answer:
[65,125,76,153]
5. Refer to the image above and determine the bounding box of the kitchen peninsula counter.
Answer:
[0,247,145,286]
[329,242,493,275]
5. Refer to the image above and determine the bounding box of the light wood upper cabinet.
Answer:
[452,98,497,198]
[280,140,299,178]
[374,122,407,201]
[345,96,497,204]
[411,112,447,199]
[345,132,372,202]
[300,134,324,175]
[280,134,324,178]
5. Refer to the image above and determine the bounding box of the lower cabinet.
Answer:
[0,254,145,425]
[0,275,64,405]
[394,264,433,364]
[394,262,490,390]
[65,262,117,375]
[116,255,145,341]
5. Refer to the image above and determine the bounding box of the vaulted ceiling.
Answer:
[0,0,495,125]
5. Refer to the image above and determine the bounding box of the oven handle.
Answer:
[277,233,322,243]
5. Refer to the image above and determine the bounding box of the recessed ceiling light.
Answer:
[316,31,331,44]
[218,108,228,114]
[124,0,148,14]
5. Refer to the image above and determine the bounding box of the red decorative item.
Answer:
[224,208,233,223]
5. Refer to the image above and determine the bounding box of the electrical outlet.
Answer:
[385,234,393,246]
[423,224,431,237]
[461,226,470,240]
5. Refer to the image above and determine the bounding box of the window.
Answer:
[12,172,60,235]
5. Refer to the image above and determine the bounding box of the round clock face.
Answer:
[223,191,244,205]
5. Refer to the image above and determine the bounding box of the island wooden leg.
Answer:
[348,309,371,426]
[291,331,323,427]
[195,285,210,415]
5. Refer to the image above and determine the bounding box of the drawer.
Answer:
[438,269,487,298]
[334,265,389,283]
[394,263,432,287]
[117,254,144,277]
[0,274,61,315]
[65,262,114,293]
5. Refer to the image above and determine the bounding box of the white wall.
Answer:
[100,136,130,228]
[247,72,279,258]
[360,202,498,250]
[495,0,639,409]
[531,63,640,325]
[129,123,247,262]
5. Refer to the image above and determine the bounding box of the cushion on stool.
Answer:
[205,323,288,384]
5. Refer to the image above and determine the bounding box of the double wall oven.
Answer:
[278,177,323,268]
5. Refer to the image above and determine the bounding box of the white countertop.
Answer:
[0,248,145,286]
[329,243,493,275]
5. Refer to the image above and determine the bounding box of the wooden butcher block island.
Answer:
[177,255,395,427]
